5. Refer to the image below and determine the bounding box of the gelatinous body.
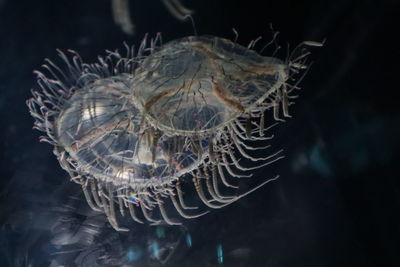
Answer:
[132,36,286,134]
[56,75,203,188]
[27,34,317,231]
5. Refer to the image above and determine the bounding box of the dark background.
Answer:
[0,0,399,266]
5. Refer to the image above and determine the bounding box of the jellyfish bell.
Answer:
[46,72,207,230]
[55,76,200,187]
[27,33,320,231]
[131,35,288,136]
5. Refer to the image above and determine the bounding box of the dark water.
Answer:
[0,0,399,266]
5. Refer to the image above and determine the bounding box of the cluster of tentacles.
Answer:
[27,34,320,231]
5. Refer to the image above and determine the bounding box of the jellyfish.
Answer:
[27,33,320,231]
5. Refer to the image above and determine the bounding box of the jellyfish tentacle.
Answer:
[117,188,125,216]
[231,134,277,162]
[156,194,181,225]
[217,162,238,189]
[169,192,209,219]
[81,178,102,212]
[140,198,161,224]
[90,179,103,208]
[176,181,198,210]
[128,201,144,224]
[161,0,193,21]
[211,163,236,198]
[108,183,129,231]
[202,165,234,203]
[192,173,230,209]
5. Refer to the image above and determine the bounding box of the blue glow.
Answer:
[217,244,223,264]
[152,241,159,258]
[309,143,333,177]
[126,246,142,262]
[156,225,166,239]
[185,233,192,247]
